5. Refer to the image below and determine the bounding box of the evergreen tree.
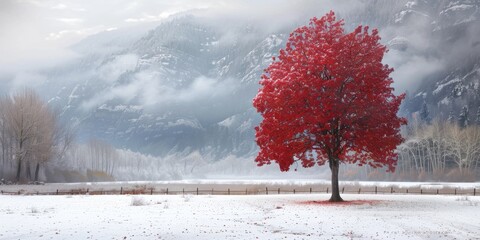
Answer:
[448,110,455,124]
[476,106,480,124]
[458,106,469,128]
[419,101,431,124]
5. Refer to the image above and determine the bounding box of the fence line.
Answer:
[0,186,478,196]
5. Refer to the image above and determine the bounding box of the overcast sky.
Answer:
[0,0,366,77]
[3,0,472,96]
[0,0,220,75]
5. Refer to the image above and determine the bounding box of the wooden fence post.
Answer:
[310,187,312,194]
[211,188,214,195]
[406,189,408,194]
[120,187,123,195]
[390,187,393,194]
[56,189,58,195]
[293,189,296,194]
[436,189,439,195]
[358,188,361,194]
[454,188,457,195]
[166,188,168,195]
[474,188,476,196]
[245,188,247,195]
[375,186,377,194]
[266,187,268,195]
[196,188,199,195]
[420,189,423,195]
[151,188,153,195]
[278,188,280,194]
[342,187,344,194]
[228,188,230,195]
[182,188,185,196]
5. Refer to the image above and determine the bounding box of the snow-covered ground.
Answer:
[0,194,479,239]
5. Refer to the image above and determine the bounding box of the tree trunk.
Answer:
[16,158,22,182]
[329,158,343,202]
[26,161,32,180]
[34,162,40,182]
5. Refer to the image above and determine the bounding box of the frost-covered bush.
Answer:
[131,196,148,206]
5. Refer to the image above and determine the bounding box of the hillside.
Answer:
[36,0,480,163]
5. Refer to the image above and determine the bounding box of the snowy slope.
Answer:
[394,0,480,121]
[38,15,288,160]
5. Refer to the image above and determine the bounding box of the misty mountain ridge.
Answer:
[35,0,480,165]
[394,0,480,120]
[41,14,285,161]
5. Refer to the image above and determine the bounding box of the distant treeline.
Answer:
[2,90,479,183]
[340,117,480,182]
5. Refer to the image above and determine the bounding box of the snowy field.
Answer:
[0,194,479,240]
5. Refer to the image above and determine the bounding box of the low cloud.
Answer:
[56,18,84,25]
[0,0,215,88]
[2,0,479,100]
[81,72,240,116]
[386,52,444,94]
[10,72,47,91]
[98,54,139,82]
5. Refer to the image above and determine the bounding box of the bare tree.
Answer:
[87,138,117,176]
[397,118,480,181]
[446,124,480,173]
[1,90,45,181]
[0,89,66,182]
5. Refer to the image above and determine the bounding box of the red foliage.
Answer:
[253,11,406,172]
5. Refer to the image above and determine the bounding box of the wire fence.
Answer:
[0,186,477,196]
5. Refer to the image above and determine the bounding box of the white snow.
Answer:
[439,96,451,105]
[218,115,237,128]
[438,4,477,28]
[98,104,143,112]
[405,1,416,9]
[0,194,478,239]
[441,4,475,15]
[166,119,203,130]
[67,85,80,105]
[395,10,430,24]
[433,78,461,95]
[414,91,426,98]
[238,119,253,133]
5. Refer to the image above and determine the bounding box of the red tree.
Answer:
[253,11,407,202]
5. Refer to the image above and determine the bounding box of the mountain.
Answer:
[39,15,287,160]
[37,0,480,163]
[393,0,480,122]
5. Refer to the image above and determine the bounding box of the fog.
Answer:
[0,0,215,83]
[3,0,478,96]
[2,0,479,123]
[1,0,480,182]
[0,0,361,85]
